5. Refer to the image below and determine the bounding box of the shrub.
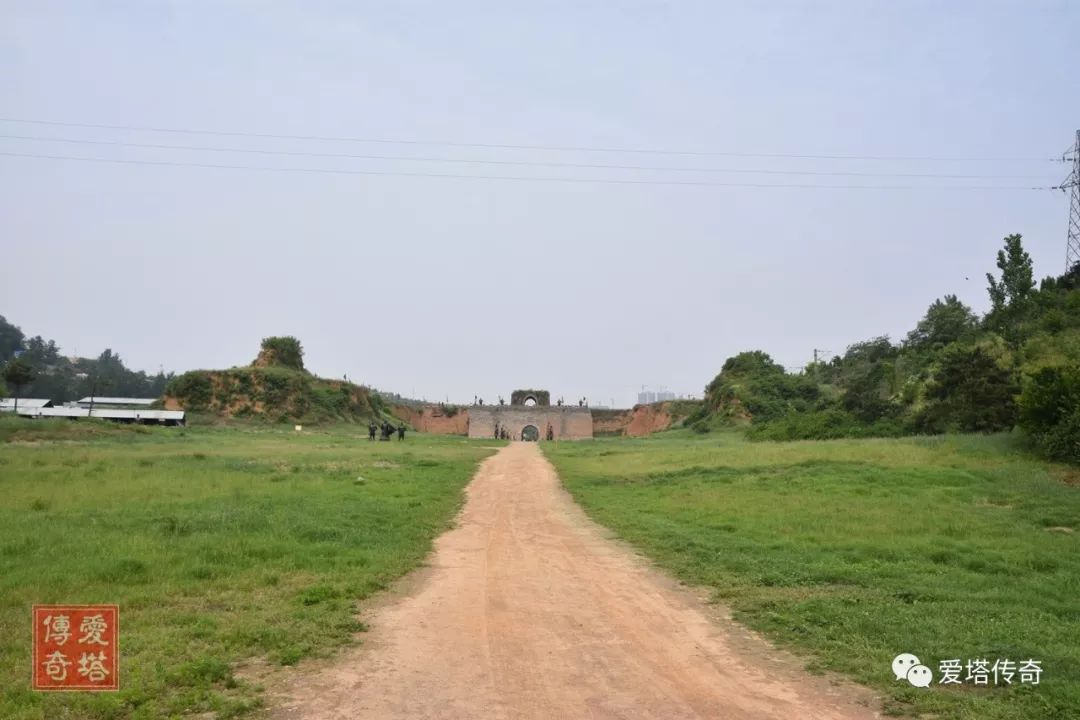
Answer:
[166,372,214,410]
[747,408,908,441]
[704,351,820,423]
[258,369,303,407]
[256,336,305,371]
[683,402,709,427]
[1019,365,1080,463]
[1039,408,1080,463]
[915,344,1019,433]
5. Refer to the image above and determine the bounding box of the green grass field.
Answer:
[0,418,498,719]
[4,417,1077,720]
[544,431,1080,720]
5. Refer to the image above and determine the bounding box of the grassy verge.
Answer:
[544,430,1080,720]
[0,417,497,719]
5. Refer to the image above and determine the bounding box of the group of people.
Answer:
[369,421,405,441]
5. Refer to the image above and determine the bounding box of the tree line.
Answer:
[689,234,1080,463]
[0,317,173,403]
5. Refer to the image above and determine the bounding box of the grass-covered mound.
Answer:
[164,336,391,424]
[165,367,387,424]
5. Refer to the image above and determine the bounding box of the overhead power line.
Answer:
[0,117,1059,163]
[0,150,1056,189]
[0,134,1055,180]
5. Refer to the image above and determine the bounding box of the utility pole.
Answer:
[1060,129,1080,272]
[812,348,832,364]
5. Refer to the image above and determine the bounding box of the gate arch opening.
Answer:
[523,396,537,407]
[521,424,539,442]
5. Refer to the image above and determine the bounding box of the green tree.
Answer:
[985,233,1035,341]
[832,337,899,421]
[905,295,978,350]
[2,357,37,412]
[917,344,1019,433]
[716,350,785,378]
[256,336,305,371]
[1057,261,1080,291]
[1019,365,1080,463]
[0,315,25,362]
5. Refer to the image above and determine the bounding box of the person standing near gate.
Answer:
[397,424,405,441]
[368,421,376,441]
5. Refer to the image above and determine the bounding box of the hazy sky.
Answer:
[2,1,1078,406]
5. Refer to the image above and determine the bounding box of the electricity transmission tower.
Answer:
[1062,129,1080,272]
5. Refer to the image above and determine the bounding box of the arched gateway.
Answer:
[468,389,593,440]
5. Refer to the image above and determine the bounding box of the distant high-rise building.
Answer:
[638,386,678,405]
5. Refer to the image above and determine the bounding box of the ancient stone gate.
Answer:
[467,389,593,440]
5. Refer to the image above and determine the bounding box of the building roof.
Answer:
[0,398,53,410]
[17,407,184,421]
[76,397,157,406]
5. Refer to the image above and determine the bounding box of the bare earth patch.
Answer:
[271,443,881,719]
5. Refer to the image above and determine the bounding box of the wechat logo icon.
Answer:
[892,653,933,688]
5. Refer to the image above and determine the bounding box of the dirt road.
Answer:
[274,442,879,719]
